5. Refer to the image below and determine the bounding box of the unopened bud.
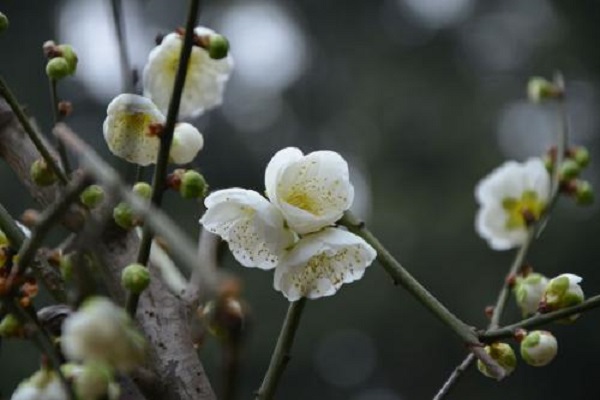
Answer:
[58,101,73,117]
[571,146,590,168]
[80,185,105,209]
[121,263,150,294]
[520,330,558,367]
[208,34,229,60]
[514,272,548,317]
[541,273,584,321]
[180,170,207,199]
[57,44,78,75]
[75,362,113,400]
[477,342,517,378]
[527,77,562,102]
[574,180,594,206]
[0,12,9,33]
[559,159,580,180]
[0,314,20,337]
[133,182,152,200]
[45,57,71,80]
[201,297,246,342]
[113,202,135,230]
[30,159,57,186]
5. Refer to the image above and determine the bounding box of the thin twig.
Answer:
[481,294,600,342]
[255,298,307,400]
[132,0,202,317]
[0,76,67,184]
[110,0,135,93]
[48,78,71,174]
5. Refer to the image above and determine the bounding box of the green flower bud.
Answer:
[572,146,590,168]
[208,34,229,60]
[60,253,74,281]
[133,182,152,200]
[80,185,105,209]
[75,362,113,400]
[121,263,150,294]
[514,273,548,317]
[542,273,584,321]
[179,170,207,199]
[477,342,517,378]
[57,44,78,75]
[527,77,562,102]
[575,180,594,206]
[0,313,21,337]
[0,12,9,33]
[113,202,135,230]
[520,330,558,367]
[45,57,71,80]
[30,159,57,186]
[559,159,580,180]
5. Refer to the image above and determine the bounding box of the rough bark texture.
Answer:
[0,99,216,400]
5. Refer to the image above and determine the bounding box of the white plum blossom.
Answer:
[475,158,551,250]
[514,272,548,316]
[103,94,164,166]
[274,228,376,301]
[143,26,234,118]
[170,122,204,164]
[61,297,146,372]
[542,273,585,316]
[11,370,67,400]
[265,147,355,235]
[200,188,295,269]
[520,330,558,367]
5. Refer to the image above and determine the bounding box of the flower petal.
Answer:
[274,227,376,301]
[264,147,303,202]
[170,122,204,164]
[200,188,294,269]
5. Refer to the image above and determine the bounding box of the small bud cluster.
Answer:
[0,229,39,310]
[543,145,594,206]
[43,41,78,80]
[112,182,152,230]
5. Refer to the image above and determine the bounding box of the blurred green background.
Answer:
[2,0,600,399]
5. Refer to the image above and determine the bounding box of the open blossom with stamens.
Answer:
[103,94,164,166]
[170,122,204,164]
[61,297,146,372]
[265,147,355,235]
[200,188,295,269]
[475,158,550,250]
[274,228,376,301]
[143,26,234,118]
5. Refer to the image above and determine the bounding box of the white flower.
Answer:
[274,227,376,301]
[143,26,234,118]
[477,343,517,378]
[103,94,165,166]
[542,273,584,315]
[170,122,204,164]
[11,370,67,400]
[475,158,550,250]
[265,147,355,235]
[200,188,295,269]
[61,297,146,371]
[520,330,558,367]
[514,273,548,316]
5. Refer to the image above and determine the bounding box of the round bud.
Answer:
[74,362,113,400]
[572,146,590,168]
[527,77,561,102]
[201,297,246,342]
[559,159,580,180]
[57,44,78,75]
[514,272,548,317]
[0,313,21,337]
[133,182,152,200]
[121,263,150,294]
[80,185,105,209]
[179,170,208,199]
[30,159,57,186]
[575,180,594,206]
[208,34,229,60]
[0,12,9,33]
[477,342,517,378]
[113,202,135,230]
[520,330,558,367]
[45,57,71,80]
[542,273,584,322]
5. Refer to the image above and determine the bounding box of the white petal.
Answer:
[142,28,234,119]
[170,122,204,164]
[264,147,303,202]
[274,227,376,300]
[475,205,527,250]
[11,385,40,400]
[200,188,294,269]
[102,94,164,166]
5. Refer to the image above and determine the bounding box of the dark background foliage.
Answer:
[1,1,600,399]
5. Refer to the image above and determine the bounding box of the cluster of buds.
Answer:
[167,169,208,199]
[543,145,594,205]
[43,40,78,80]
[0,230,38,311]
[113,182,152,230]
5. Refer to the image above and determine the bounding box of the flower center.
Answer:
[284,189,320,215]
[502,190,545,229]
[116,112,152,136]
